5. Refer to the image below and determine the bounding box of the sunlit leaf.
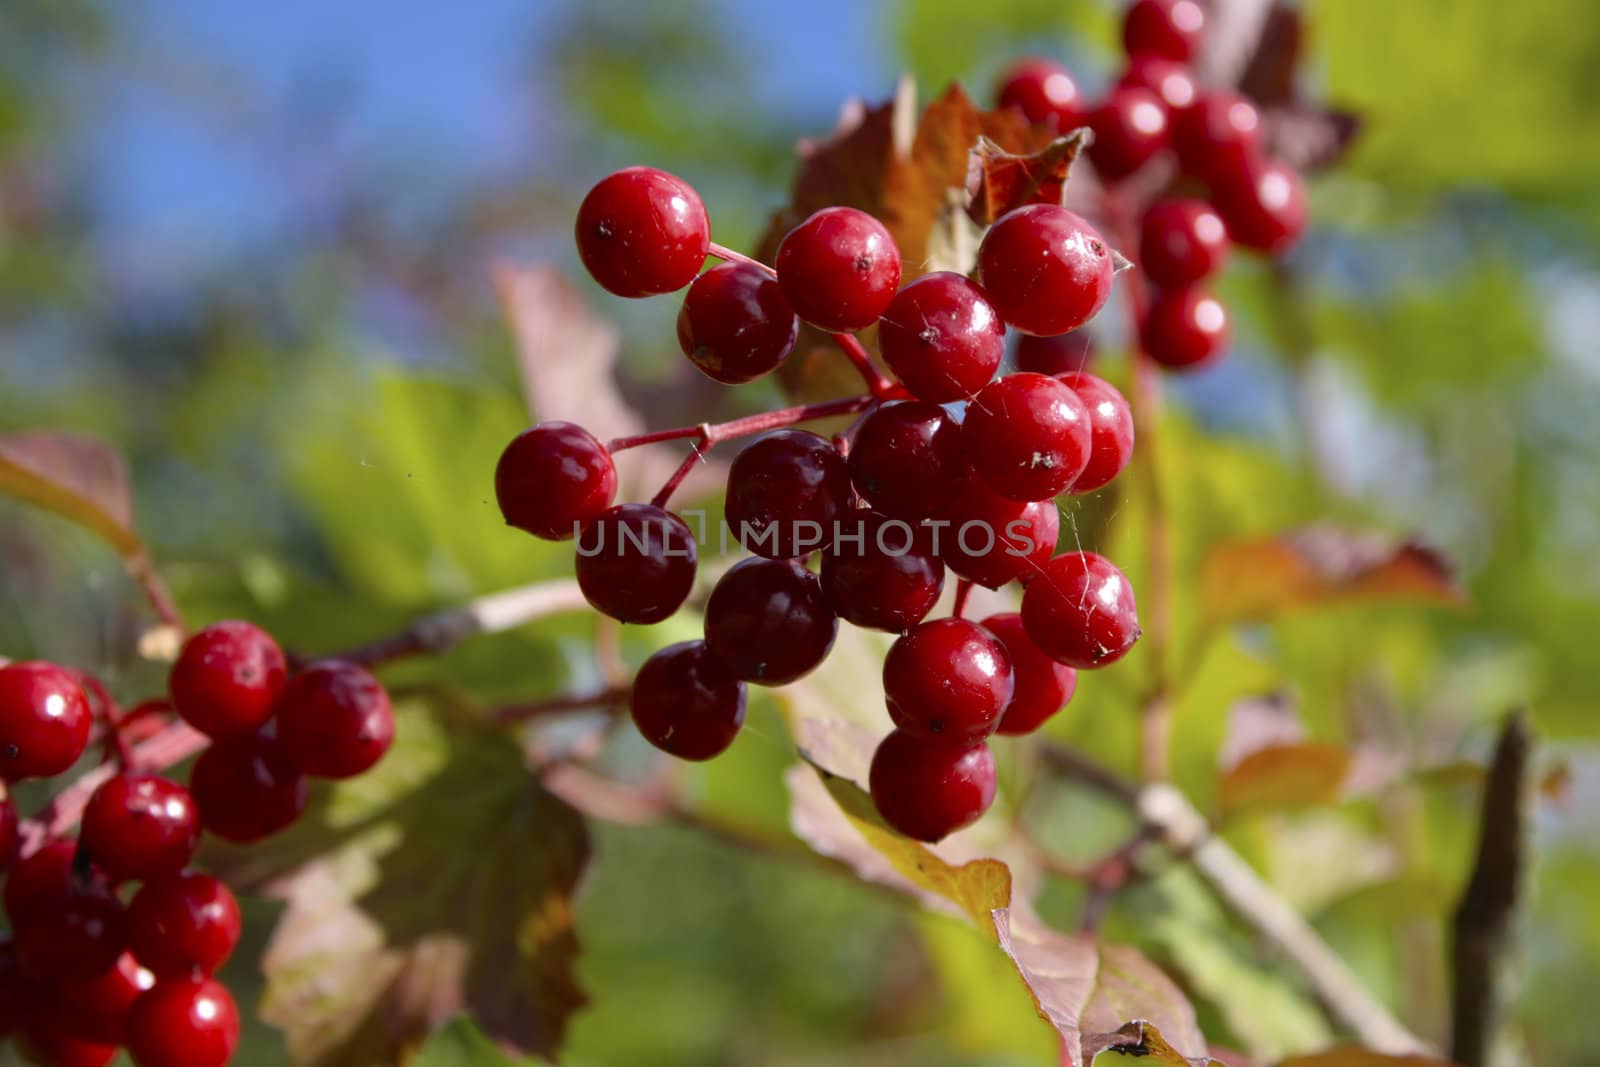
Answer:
[964,131,1090,226]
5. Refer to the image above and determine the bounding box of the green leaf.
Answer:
[213,694,589,1066]
[1276,1050,1458,1067]
[413,1017,538,1067]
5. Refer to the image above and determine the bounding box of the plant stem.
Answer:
[952,579,973,619]
[493,685,632,725]
[650,439,711,508]
[1105,189,1175,782]
[608,393,879,455]
[706,242,896,398]
[126,547,186,635]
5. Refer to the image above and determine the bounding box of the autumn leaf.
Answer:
[1218,743,1352,818]
[0,431,139,554]
[1199,524,1465,624]
[1084,1019,1229,1066]
[215,695,588,1065]
[964,131,1091,227]
[1275,1050,1459,1067]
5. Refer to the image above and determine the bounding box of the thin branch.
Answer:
[492,685,631,725]
[126,547,186,635]
[324,579,590,668]
[1451,710,1532,1067]
[608,393,879,455]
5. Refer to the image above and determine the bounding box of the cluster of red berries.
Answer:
[0,623,395,1067]
[997,0,1309,371]
[497,126,1145,843]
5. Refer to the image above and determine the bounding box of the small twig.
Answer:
[16,722,209,859]
[608,394,879,454]
[125,547,187,635]
[952,579,973,620]
[323,579,590,668]
[492,685,631,725]
[1451,710,1532,1067]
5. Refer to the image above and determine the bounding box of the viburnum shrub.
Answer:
[5,3,1441,1064]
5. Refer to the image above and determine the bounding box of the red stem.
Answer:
[609,393,879,455]
[952,579,973,620]
[706,242,895,398]
[492,685,632,725]
[650,439,710,508]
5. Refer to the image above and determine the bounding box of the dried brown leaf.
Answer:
[964,131,1091,227]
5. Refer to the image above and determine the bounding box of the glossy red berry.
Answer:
[13,876,127,983]
[869,730,996,842]
[574,504,698,624]
[188,731,308,844]
[4,840,83,923]
[775,207,902,331]
[704,558,838,685]
[1058,372,1135,493]
[995,57,1085,129]
[820,511,945,632]
[847,402,967,520]
[964,372,1092,501]
[1212,157,1308,254]
[1116,57,1197,114]
[884,619,1014,739]
[676,262,799,384]
[878,272,1006,402]
[0,789,16,868]
[1172,90,1263,186]
[938,475,1059,589]
[15,1016,118,1067]
[1088,86,1170,181]
[981,613,1078,735]
[128,872,242,979]
[168,621,286,740]
[0,660,91,780]
[575,166,709,298]
[978,205,1115,337]
[725,430,851,559]
[53,952,155,1045]
[1142,286,1230,370]
[126,977,240,1067]
[80,774,200,883]
[276,660,394,779]
[494,422,618,540]
[1,937,25,1038]
[1139,198,1229,287]
[1015,331,1095,377]
[629,641,747,761]
[1123,0,1205,63]
[1021,551,1141,669]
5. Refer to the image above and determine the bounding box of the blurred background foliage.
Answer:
[1,0,1598,1064]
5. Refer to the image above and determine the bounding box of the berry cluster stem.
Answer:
[608,393,880,455]
[707,241,896,398]
[1107,189,1175,782]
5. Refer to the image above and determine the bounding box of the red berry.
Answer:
[676,262,799,384]
[168,622,286,740]
[276,660,395,779]
[1088,87,1170,181]
[0,661,92,781]
[629,641,747,761]
[1172,90,1263,186]
[847,402,967,520]
[1116,57,1197,113]
[574,504,698,624]
[1021,551,1141,669]
[820,511,945,632]
[995,57,1085,129]
[15,1016,118,1067]
[1,788,16,868]
[575,166,709,298]
[1212,157,1308,254]
[981,613,1078,735]
[126,977,239,1067]
[1015,332,1095,377]
[1139,198,1230,287]
[1142,286,1230,370]
[704,558,837,685]
[1,936,26,1037]
[964,372,1092,501]
[4,840,84,924]
[774,207,902,331]
[869,730,995,842]
[13,876,127,984]
[53,952,155,1045]
[884,619,1014,739]
[494,422,618,540]
[128,872,242,979]
[1058,372,1135,493]
[188,731,308,844]
[937,475,1059,589]
[978,205,1115,337]
[80,774,200,883]
[878,271,1006,402]
[725,430,851,559]
[1122,0,1205,63]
